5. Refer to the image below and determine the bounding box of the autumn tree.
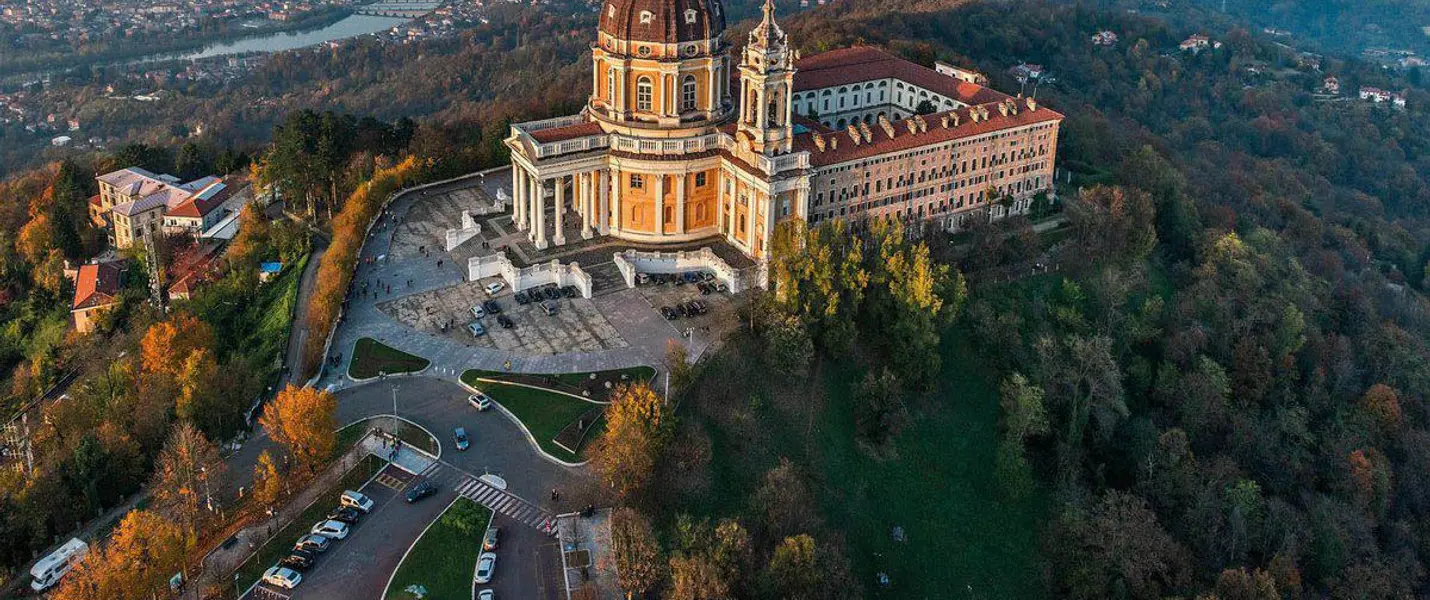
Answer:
[853,368,904,447]
[259,385,337,472]
[764,534,821,600]
[996,372,1049,499]
[149,421,225,544]
[139,313,216,380]
[51,510,185,600]
[251,449,286,508]
[1049,491,1190,600]
[609,508,664,599]
[590,382,671,500]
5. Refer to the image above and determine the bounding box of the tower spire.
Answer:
[749,0,785,50]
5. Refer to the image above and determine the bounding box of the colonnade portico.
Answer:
[510,160,612,250]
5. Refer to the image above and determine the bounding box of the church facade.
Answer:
[504,0,1062,263]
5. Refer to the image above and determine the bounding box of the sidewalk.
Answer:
[361,433,434,475]
[196,432,377,597]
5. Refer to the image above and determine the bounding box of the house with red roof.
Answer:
[71,261,126,334]
[91,168,248,249]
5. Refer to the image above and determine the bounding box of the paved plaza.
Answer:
[377,278,629,354]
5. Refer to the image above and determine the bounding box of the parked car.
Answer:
[325,507,362,525]
[715,282,729,293]
[262,567,303,590]
[636,273,650,285]
[692,300,709,314]
[405,480,437,503]
[484,282,506,295]
[294,535,330,553]
[454,427,470,451]
[683,272,699,284]
[483,300,502,314]
[541,301,558,316]
[310,520,350,540]
[474,552,497,584]
[514,290,530,305]
[697,282,712,295]
[482,527,500,551]
[497,315,515,329]
[468,322,486,337]
[279,550,315,571]
[674,304,689,318]
[469,392,493,411]
[477,590,495,600]
[673,273,686,286]
[561,285,578,298]
[660,306,678,320]
[340,490,373,513]
[470,305,486,319]
[544,286,561,300]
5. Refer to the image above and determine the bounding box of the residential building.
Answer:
[1091,30,1118,46]
[1359,86,1407,107]
[91,167,246,248]
[71,261,125,333]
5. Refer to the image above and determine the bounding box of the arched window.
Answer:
[684,8,697,23]
[639,10,653,23]
[636,77,653,111]
[681,75,697,112]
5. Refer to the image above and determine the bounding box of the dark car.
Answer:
[544,286,561,300]
[405,480,437,503]
[675,304,689,317]
[294,535,330,554]
[683,272,699,284]
[697,282,711,295]
[561,285,578,298]
[326,507,361,524]
[514,290,530,305]
[279,550,316,571]
[692,300,709,314]
[483,299,502,315]
[497,315,515,329]
[660,306,678,320]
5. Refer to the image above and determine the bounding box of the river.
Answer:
[153,13,411,62]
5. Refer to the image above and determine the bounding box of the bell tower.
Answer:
[737,0,795,155]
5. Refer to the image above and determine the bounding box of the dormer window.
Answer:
[684,9,696,23]
[639,10,653,24]
[607,3,615,17]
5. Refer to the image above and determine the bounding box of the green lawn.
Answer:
[392,419,440,456]
[682,332,1048,599]
[349,338,430,379]
[234,454,384,594]
[459,373,604,462]
[551,365,657,387]
[384,498,494,600]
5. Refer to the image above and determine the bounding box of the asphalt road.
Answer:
[241,376,585,600]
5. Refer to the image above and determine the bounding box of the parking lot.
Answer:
[377,278,629,355]
[634,274,743,338]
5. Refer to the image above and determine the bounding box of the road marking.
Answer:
[374,473,405,490]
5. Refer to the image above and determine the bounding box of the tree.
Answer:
[853,368,904,447]
[609,508,664,599]
[259,385,337,472]
[139,313,215,379]
[999,372,1049,441]
[763,312,814,376]
[589,382,670,500]
[764,534,821,600]
[668,553,729,600]
[51,510,185,600]
[149,421,225,544]
[664,340,693,391]
[252,450,285,509]
[914,99,937,115]
[1049,491,1190,600]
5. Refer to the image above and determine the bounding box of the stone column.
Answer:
[581,172,595,240]
[611,168,623,234]
[512,165,526,231]
[675,172,686,235]
[653,173,665,236]
[528,171,540,236]
[553,175,567,246]
[534,175,548,249]
[746,186,757,254]
[598,170,611,235]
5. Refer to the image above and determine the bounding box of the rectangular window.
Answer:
[630,174,645,189]
[695,172,707,187]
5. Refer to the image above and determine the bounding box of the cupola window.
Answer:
[636,77,654,111]
[607,3,615,17]
[684,9,697,23]
[639,10,654,24]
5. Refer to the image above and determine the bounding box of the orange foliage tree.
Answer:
[302,156,426,377]
[51,510,186,600]
[589,382,671,501]
[139,312,216,379]
[259,385,337,472]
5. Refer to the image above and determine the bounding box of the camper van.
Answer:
[30,538,88,592]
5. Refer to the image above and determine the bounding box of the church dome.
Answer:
[599,0,725,45]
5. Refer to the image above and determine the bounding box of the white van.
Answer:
[30,538,88,592]
[341,490,374,513]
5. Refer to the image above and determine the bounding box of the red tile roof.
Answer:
[166,178,239,219]
[794,46,1011,106]
[796,100,1063,167]
[529,121,606,144]
[72,262,124,310]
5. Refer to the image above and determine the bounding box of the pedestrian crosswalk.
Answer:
[417,462,556,533]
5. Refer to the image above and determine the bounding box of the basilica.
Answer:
[504,0,1062,262]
